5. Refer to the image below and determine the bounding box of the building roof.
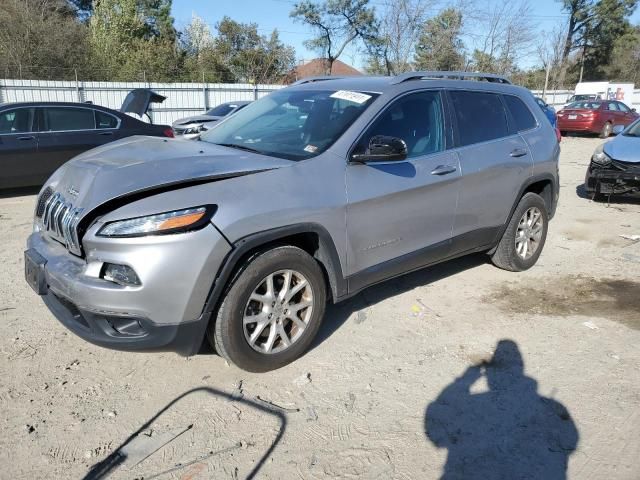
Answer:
[283,58,362,84]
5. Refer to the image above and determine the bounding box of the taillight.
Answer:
[163,128,174,138]
[580,111,595,118]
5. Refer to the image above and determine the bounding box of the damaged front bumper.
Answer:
[584,160,640,195]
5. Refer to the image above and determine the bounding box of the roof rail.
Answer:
[391,71,511,85]
[291,76,345,86]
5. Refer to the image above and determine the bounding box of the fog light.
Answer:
[101,263,141,286]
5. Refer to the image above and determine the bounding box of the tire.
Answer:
[599,122,612,139]
[491,193,549,272]
[208,246,326,372]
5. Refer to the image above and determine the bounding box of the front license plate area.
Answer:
[25,249,48,295]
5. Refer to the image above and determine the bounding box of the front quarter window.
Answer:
[200,90,378,160]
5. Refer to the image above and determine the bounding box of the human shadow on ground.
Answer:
[425,340,579,480]
[83,386,286,480]
[312,253,489,350]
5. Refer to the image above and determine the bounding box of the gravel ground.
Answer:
[0,136,639,480]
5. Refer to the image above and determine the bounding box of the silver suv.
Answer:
[25,72,560,372]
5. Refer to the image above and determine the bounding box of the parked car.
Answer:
[584,119,640,199]
[562,93,602,108]
[25,72,559,372]
[557,100,639,138]
[0,89,173,189]
[535,97,557,127]
[172,101,252,139]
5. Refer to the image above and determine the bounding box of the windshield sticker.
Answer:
[330,90,372,104]
[304,144,318,153]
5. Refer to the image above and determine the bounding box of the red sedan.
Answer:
[557,100,638,138]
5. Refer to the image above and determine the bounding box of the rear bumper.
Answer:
[557,119,597,133]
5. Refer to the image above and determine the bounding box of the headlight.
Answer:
[591,144,612,166]
[183,124,209,135]
[97,206,214,238]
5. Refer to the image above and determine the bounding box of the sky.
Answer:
[171,0,640,70]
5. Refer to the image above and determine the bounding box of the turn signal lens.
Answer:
[98,206,213,237]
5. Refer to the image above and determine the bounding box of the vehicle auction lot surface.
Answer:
[1,137,639,479]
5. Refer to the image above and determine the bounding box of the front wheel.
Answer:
[208,246,326,372]
[491,193,549,272]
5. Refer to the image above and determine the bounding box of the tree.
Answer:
[605,24,640,82]
[291,0,378,74]
[414,8,465,71]
[470,0,536,76]
[0,0,91,79]
[365,0,432,75]
[215,17,296,84]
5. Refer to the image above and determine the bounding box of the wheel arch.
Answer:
[202,223,346,318]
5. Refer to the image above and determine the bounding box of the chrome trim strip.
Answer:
[39,191,84,255]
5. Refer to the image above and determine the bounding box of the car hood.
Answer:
[120,88,166,118]
[47,136,292,214]
[173,115,221,127]
[604,134,640,163]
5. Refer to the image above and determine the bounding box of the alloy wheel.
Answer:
[515,207,544,260]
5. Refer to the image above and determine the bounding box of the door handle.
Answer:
[430,164,457,176]
[99,131,113,136]
[18,135,35,141]
[510,148,528,158]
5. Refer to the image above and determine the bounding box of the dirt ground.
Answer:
[1,137,639,480]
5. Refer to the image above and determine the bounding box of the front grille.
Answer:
[35,187,54,218]
[611,159,640,173]
[40,192,84,256]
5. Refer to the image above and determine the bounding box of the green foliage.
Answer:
[414,8,465,71]
[291,0,378,73]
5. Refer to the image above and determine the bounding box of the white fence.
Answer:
[0,79,283,125]
[531,89,640,110]
[1,80,638,125]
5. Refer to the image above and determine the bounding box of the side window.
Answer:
[449,91,509,146]
[42,107,95,132]
[353,91,444,158]
[503,95,537,132]
[606,102,619,111]
[95,110,118,129]
[0,108,35,134]
[617,102,630,113]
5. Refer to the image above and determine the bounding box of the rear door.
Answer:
[36,106,110,175]
[605,102,624,127]
[0,107,39,188]
[616,101,638,126]
[345,90,461,284]
[448,90,534,251]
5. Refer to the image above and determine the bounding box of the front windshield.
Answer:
[200,89,378,160]
[206,104,236,116]
[623,119,640,137]
[567,101,601,110]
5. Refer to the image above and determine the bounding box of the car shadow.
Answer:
[82,386,286,480]
[425,339,579,479]
[576,183,640,205]
[0,186,40,199]
[312,253,489,351]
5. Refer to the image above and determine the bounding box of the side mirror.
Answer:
[351,135,408,163]
[612,124,624,135]
[632,108,637,113]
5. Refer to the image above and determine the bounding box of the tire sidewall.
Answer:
[507,194,549,271]
[216,247,326,372]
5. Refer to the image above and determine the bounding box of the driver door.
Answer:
[345,90,461,289]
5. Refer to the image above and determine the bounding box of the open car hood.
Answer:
[120,88,166,119]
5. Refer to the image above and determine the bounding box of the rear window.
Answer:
[43,107,95,131]
[567,101,601,110]
[503,95,537,131]
[449,91,509,146]
[95,110,118,129]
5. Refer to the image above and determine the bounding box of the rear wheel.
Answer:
[491,193,548,272]
[208,246,326,372]
[599,122,612,138]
